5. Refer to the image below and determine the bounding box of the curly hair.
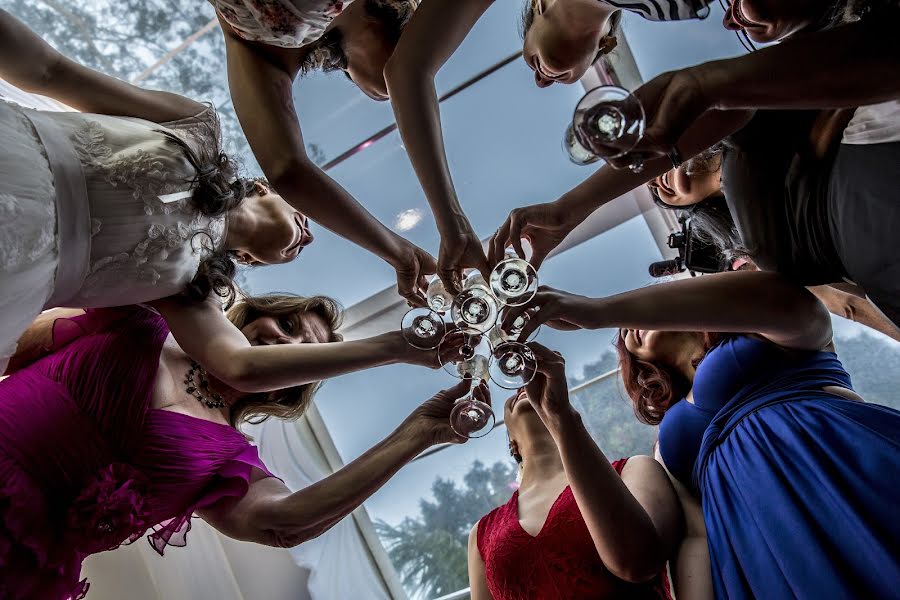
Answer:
[615,330,730,425]
[225,293,344,432]
[156,119,275,308]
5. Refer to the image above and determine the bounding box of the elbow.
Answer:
[797,291,834,349]
[384,53,435,90]
[606,554,667,584]
[213,350,265,393]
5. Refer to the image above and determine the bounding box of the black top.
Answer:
[721,110,847,285]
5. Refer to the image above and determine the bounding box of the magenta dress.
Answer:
[0,306,276,599]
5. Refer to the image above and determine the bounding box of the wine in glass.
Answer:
[489,254,538,307]
[426,277,454,314]
[450,388,495,439]
[564,85,646,172]
[400,307,446,350]
[489,342,537,390]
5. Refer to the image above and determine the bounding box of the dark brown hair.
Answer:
[156,118,274,307]
[225,294,344,431]
[615,330,730,425]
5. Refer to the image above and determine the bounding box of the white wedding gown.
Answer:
[0,100,226,372]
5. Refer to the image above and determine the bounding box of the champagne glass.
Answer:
[451,285,499,334]
[426,277,454,314]
[489,342,537,389]
[564,85,646,172]
[489,255,538,307]
[450,387,495,439]
[489,311,541,347]
[438,329,493,380]
[401,307,446,350]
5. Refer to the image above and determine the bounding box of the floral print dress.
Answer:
[212,0,350,47]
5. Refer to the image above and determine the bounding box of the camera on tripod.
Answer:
[648,214,727,278]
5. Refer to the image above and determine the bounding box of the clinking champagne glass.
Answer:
[438,329,493,380]
[450,385,495,439]
[564,85,646,172]
[488,310,541,347]
[451,284,499,334]
[489,254,538,307]
[401,307,447,350]
[426,277,454,314]
[489,342,537,390]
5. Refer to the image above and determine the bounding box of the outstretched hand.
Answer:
[401,378,491,447]
[626,67,715,163]
[488,202,580,272]
[523,343,573,426]
[438,219,490,295]
[501,285,601,341]
[391,241,437,308]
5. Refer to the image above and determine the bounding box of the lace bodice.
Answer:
[212,0,350,47]
[28,105,227,307]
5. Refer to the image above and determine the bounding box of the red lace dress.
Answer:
[476,458,672,600]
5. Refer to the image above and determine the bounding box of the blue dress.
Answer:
[658,335,900,599]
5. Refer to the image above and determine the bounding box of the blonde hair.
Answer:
[225,293,343,430]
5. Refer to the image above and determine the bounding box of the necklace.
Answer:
[184,361,226,409]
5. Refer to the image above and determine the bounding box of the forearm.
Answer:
[557,109,752,219]
[222,336,400,393]
[810,285,900,343]
[586,271,832,349]
[549,409,666,581]
[387,74,466,231]
[0,10,60,91]
[699,21,900,110]
[272,165,403,262]
[265,427,425,547]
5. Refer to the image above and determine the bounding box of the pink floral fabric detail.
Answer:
[211,0,351,48]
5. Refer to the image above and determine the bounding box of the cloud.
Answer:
[393,208,424,232]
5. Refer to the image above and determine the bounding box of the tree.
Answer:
[376,460,518,599]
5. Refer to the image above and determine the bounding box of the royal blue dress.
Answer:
[658,335,900,599]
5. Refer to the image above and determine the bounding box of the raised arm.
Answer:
[384,0,494,291]
[0,10,204,122]
[198,380,483,547]
[633,18,900,158]
[505,271,834,351]
[523,344,682,583]
[488,109,753,268]
[220,24,435,304]
[153,296,437,393]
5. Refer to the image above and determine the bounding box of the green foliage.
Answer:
[375,460,517,599]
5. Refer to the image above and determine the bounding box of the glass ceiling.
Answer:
[16,2,898,599]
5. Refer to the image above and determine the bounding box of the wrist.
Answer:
[555,192,595,225]
[435,208,471,236]
[545,404,583,437]
[393,420,431,455]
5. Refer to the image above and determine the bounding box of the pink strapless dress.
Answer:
[0,306,275,599]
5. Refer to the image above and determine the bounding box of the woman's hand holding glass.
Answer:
[399,379,490,448]
[488,202,582,273]
[437,217,491,296]
[521,343,578,431]
[502,286,602,341]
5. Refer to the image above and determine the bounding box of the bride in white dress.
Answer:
[0,11,443,389]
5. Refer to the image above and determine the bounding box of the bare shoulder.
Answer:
[621,454,669,483]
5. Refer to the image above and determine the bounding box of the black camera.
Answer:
[648,215,726,278]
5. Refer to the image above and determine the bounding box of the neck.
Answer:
[223,201,256,252]
[519,433,566,490]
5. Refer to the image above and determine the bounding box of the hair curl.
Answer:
[615,331,730,425]
[156,120,274,307]
[225,293,344,432]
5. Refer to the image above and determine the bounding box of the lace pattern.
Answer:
[70,116,226,296]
